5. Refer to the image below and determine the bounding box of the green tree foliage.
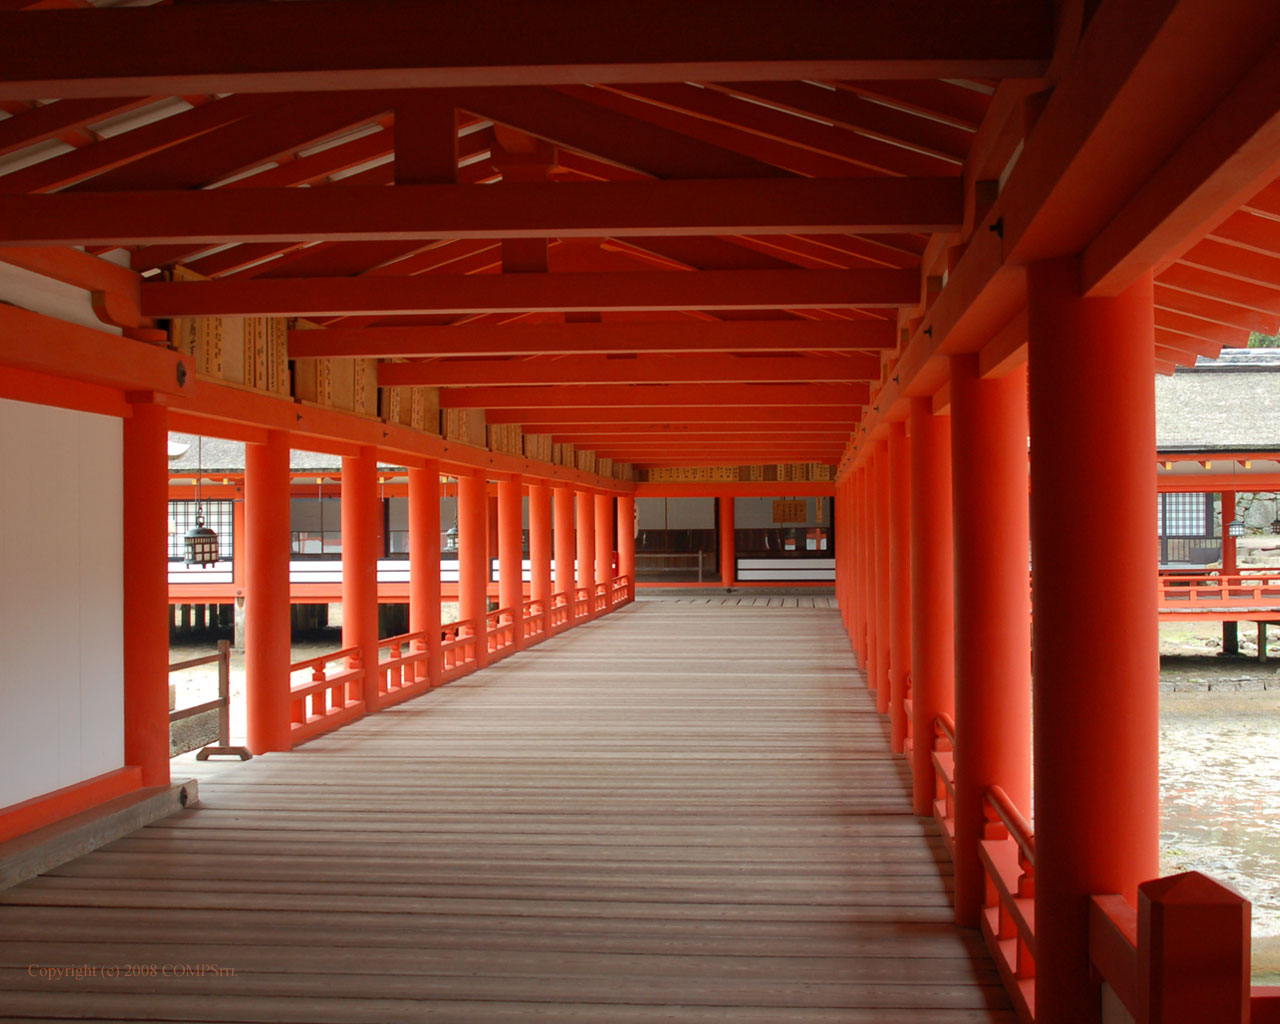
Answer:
[1249,332,1280,347]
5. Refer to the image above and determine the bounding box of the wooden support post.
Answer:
[856,464,870,667]
[1224,620,1239,656]
[595,491,615,591]
[498,475,525,648]
[553,484,575,625]
[1139,872,1251,1024]
[577,488,596,617]
[409,462,441,686]
[719,495,736,589]
[858,463,873,670]
[1260,622,1268,662]
[950,354,1031,929]
[617,495,635,600]
[909,397,955,816]
[888,420,911,753]
[458,472,489,667]
[342,447,381,711]
[529,481,553,636]
[244,429,291,753]
[1028,260,1159,1024]
[122,399,171,786]
[873,442,891,712]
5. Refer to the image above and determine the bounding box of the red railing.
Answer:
[593,581,609,612]
[289,645,365,745]
[610,573,633,606]
[377,630,432,707]
[574,586,591,619]
[550,591,570,631]
[487,606,516,657]
[523,597,545,642]
[1090,872,1279,1024]
[439,618,478,683]
[979,786,1036,1022]
[932,713,956,860]
[1158,570,1280,611]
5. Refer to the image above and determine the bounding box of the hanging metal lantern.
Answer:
[1271,517,1280,535]
[184,514,220,566]
[183,435,220,566]
[1228,518,1245,538]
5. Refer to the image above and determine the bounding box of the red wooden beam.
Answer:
[288,319,895,359]
[0,1,1054,99]
[142,269,920,317]
[1,177,964,247]
[485,406,862,425]
[380,352,880,387]
[525,423,855,436]
[439,382,869,408]
[0,305,190,396]
[1082,34,1280,296]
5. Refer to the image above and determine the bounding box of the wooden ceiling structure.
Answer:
[0,0,1278,475]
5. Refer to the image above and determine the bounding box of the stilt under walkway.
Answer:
[0,602,1011,1022]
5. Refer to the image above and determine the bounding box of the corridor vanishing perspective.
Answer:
[0,602,1009,1022]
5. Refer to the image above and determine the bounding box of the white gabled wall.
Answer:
[0,397,125,808]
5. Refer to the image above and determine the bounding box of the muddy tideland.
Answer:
[1160,620,1280,982]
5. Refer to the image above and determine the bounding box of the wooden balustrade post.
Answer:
[888,420,912,753]
[498,475,525,650]
[855,464,870,667]
[617,495,635,603]
[909,398,955,816]
[950,353,1032,930]
[122,399,172,786]
[576,487,596,620]
[529,481,553,637]
[341,446,381,711]
[1028,260,1159,1024]
[244,429,292,754]
[1138,872,1250,1024]
[553,484,576,626]
[458,471,489,668]
[409,462,441,686]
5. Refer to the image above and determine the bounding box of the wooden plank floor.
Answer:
[0,602,1012,1023]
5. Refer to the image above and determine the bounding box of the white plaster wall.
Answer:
[0,398,125,808]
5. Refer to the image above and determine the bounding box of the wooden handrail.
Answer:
[935,712,956,747]
[290,645,361,674]
[985,784,1035,864]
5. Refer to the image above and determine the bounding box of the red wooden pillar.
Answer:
[529,481,553,637]
[595,491,615,592]
[858,462,874,671]
[873,442,891,712]
[498,476,525,649]
[854,465,869,666]
[950,354,1031,928]
[342,446,381,711]
[719,495,736,588]
[409,461,441,686]
[576,488,596,617]
[617,495,635,599]
[1027,260,1159,1024]
[553,484,575,625]
[243,429,291,753]
[888,421,912,752]
[121,400,172,785]
[908,398,955,816]
[458,472,489,668]
[1222,490,1238,573]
